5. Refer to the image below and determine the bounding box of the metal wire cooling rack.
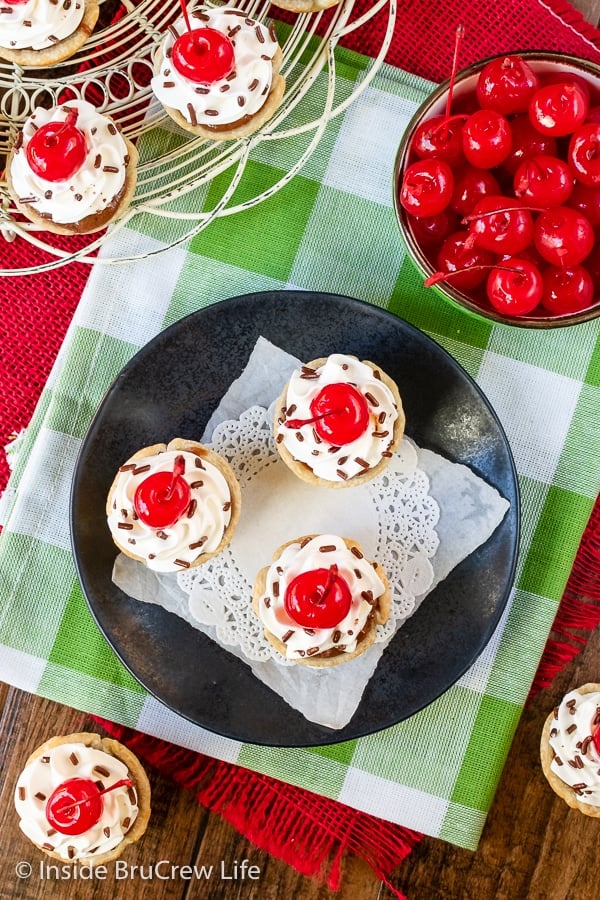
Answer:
[0,0,395,272]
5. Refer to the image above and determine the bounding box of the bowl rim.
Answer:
[392,50,600,330]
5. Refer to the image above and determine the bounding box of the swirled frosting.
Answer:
[10,100,129,225]
[549,687,600,806]
[256,534,386,660]
[275,354,400,482]
[151,7,279,128]
[14,742,138,860]
[107,448,234,573]
[0,0,84,51]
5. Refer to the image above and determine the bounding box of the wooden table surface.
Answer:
[2,2,600,898]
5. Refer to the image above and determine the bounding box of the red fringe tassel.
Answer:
[94,718,420,897]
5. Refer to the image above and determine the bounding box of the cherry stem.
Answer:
[445,24,465,122]
[45,108,78,149]
[428,112,470,142]
[285,409,343,429]
[461,205,544,224]
[319,565,339,607]
[425,263,524,287]
[53,779,133,816]
[164,454,186,501]
[180,0,192,34]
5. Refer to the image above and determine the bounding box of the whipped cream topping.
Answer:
[257,534,386,660]
[276,354,400,482]
[107,448,233,573]
[151,7,279,128]
[10,100,129,225]
[14,742,139,860]
[549,687,600,806]
[0,0,85,51]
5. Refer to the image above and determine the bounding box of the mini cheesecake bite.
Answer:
[106,438,241,573]
[252,534,391,666]
[274,354,404,487]
[151,4,285,140]
[6,99,137,235]
[14,732,151,864]
[540,683,600,817]
[0,0,99,67]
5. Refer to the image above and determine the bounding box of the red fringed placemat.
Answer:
[1,0,600,894]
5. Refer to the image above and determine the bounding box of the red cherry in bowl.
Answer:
[529,81,589,136]
[534,207,595,266]
[172,27,234,84]
[284,565,352,629]
[476,55,539,115]
[462,109,512,169]
[501,113,558,175]
[541,265,595,315]
[568,123,600,187]
[133,455,191,528]
[486,257,543,316]
[400,158,454,217]
[466,195,534,256]
[513,154,573,207]
[450,166,501,217]
[46,778,103,836]
[26,109,87,183]
[411,114,465,165]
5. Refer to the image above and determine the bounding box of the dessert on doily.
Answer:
[6,99,137,235]
[14,732,151,863]
[274,353,405,487]
[151,4,285,140]
[252,533,391,666]
[106,438,241,573]
[0,0,99,67]
[540,683,600,817]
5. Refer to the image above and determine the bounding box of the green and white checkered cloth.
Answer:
[1,48,599,851]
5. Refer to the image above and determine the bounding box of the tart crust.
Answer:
[252,534,391,667]
[274,356,405,488]
[20,731,151,864]
[540,682,600,818]
[0,0,99,67]
[106,438,241,569]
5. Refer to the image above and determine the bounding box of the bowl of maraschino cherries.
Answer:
[393,45,600,328]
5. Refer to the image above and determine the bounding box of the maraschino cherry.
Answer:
[593,720,600,757]
[134,454,191,528]
[285,383,370,445]
[476,55,539,115]
[568,123,600,187]
[529,80,589,136]
[171,0,234,84]
[26,108,87,183]
[486,257,543,315]
[541,265,595,315]
[45,777,131,836]
[284,564,352,629]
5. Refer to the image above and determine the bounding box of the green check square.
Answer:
[190,161,319,280]
[45,329,139,439]
[48,579,145,694]
[0,535,72,657]
[450,694,521,812]
[518,485,594,602]
[238,745,347,799]
[554,383,600,498]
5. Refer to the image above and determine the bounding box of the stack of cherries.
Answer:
[398,54,600,320]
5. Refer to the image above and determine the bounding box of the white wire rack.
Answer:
[0,0,395,272]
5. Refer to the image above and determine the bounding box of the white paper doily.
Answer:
[177,404,439,665]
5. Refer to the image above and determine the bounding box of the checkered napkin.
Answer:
[1,47,600,851]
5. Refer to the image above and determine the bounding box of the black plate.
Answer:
[71,291,519,747]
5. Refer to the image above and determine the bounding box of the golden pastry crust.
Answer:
[540,683,600,818]
[154,46,285,140]
[5,136,138,236]
[0,0,99,66]
[20,731,151,864]
[252,534,391,667]
[274,356,405,488]
[106,438,241,569]
[269,0,341,10]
